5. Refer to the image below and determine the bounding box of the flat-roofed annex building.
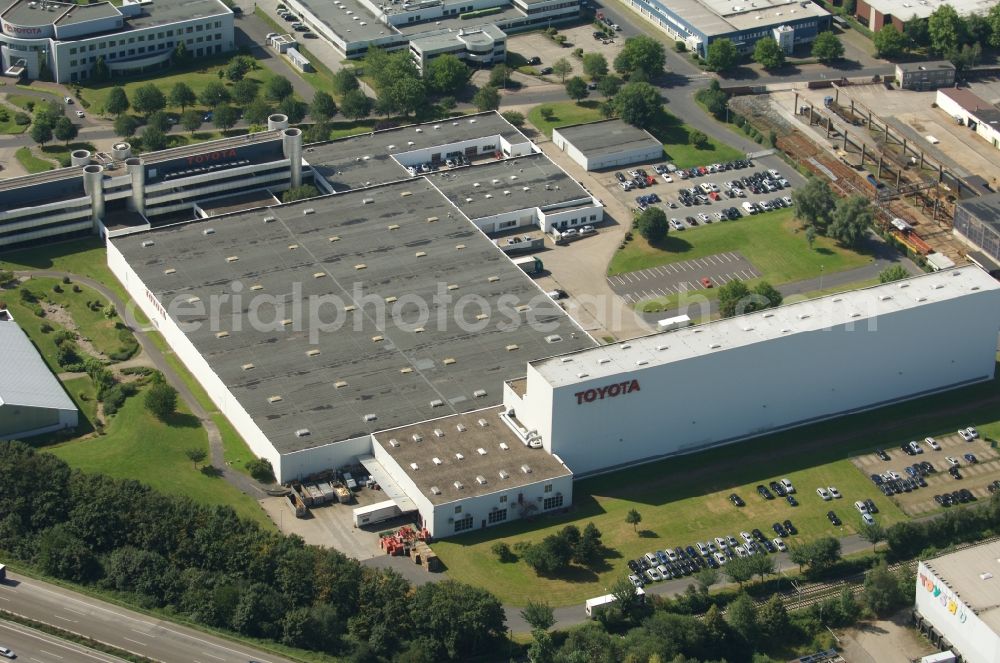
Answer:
[915,541,1000,663]
[0,310,78,439]
[552,119,664,171]
[0,0,234,83]
[504,267,1000,476]
[109,179,594,484]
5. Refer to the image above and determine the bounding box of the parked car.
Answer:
[958,428,974,441]
[925,437,941,450]
[772,522,787,537]
[964,453,978,464]
[946,456,960,467]
[783,519,797,535]
[786,494,798,506]
[861,513,875,526]
[875,448,890,461]
[966,426,980,439]
[700,277,713,288]
[864,498,878,514]
[628,573,644,588]
[909,440,924,455]
[854,500,868,514]
[828,486,841,499]
[816,487,831,501]
[827,510,842,526]
[729,493,745,507]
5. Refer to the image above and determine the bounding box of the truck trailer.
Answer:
[353,499,403,527]
[585,587,645,618]
[512,255,543,276]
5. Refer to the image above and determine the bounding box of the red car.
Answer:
[645,175,656,186]
[709,191,720,201]
[700,277,713,288]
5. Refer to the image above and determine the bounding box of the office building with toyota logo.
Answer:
[0,0,233,83]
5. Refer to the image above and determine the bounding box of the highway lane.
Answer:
[0,573,295,663]
[0,619,128,663]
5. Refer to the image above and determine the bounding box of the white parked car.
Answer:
[713,551,728,565]
[740,531,754,544]
[816,487,832,501]
[656,564,671,578]
[628,574,643,588]
[662,174,673,183]
[715,536,728,550]
[828,486,841,499]
[946,456,960,467]
[854,500,868,514]
[644,552,658,565]
[966,426,980,439]
[75,110,85,118]
[958,428,974,441]
[861,513,876,526]
[646,567,663,582]
[781,478,795,493]
[696,542,711,556]
[925,437,941,450]
[782,196,793,206]
[773,538,787,552]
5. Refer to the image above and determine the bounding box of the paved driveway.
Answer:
[607,251,760,304]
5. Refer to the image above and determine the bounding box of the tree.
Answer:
[989,3,1000,48]
[212,105,240,132]
[105,86,130,116]
[753,281,782,309]
[697,79,728,118]
[243,98,273,126]
[748,552,776,583]
[332,68,361,96]
[609,574,638,619]
[573,522,603,564]
[613,35,665,79]
[565,76,589,102]
[30,119,53,146]
[552,57,573,83]
[862,560,907,616]
[522,535,573,575]
[582,52,609,80]
[425,54,469,94]
[169,82,197,111]
[308,91,337,123]
[180,109,203,135]
[718,279,751,318]
[753,37,785,69]
[282,185,319,203]
[792,536,842,573]
[688,129,708,148]
[278,97,308,124]
[811,32,844,63]
[928,4,964,57]
[145,381,177,420]
[520,601,555,631]
[113,114,139,138]
[706,38,738,72]
[36,524,101,583]
[527,628,555,663]
[91,56,109,82]
[172,40,190,64]
[952,42,982,70]
[879,264,909,283]
[488,64,512,88]
[805,225,817,249]
[794,177,836,233]
[185,447,207,468]
[473,85,501,111]
[132,83,166,117]
[625,508,642,532]
[341,89,372,120]
[265,75,294,102]
[598,74,623,97]
[231,79,259,107]
[874,25,908,58]
[53,116,77,145]
[141,125,167,151]
[756,596,789,647]
[410,581,505,661]
[612,82,662,127]
[725,593,758,647]
[501,111,525,127]
[491,541,514,562]
[225,55,256,82]
[199,81,231,108]
[829,195,873,248]
[147,110,171,133]
[724,555,755,587]
[636,207,668,242]
[385,77,426,117]
[858,521,887,551]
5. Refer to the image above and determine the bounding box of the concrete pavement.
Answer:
[0,572,295,663]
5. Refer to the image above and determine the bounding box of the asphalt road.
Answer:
[0,619,128,663]
[0,572,294,663]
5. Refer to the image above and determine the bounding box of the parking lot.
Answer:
[851,431,1000,517]
[607,251,760,304]
[505,22,624,79]
[597,153,806,235]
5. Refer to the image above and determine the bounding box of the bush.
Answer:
[674,41,686,52]
[40,323,53,333]
[246,457,276,482]
[491,542,515,563]
[14,112,30,126]
[62,276,71,285]
[33,306,45,318]
[72,285,82,293]
[144,382,178,420]
[52,284,63,293]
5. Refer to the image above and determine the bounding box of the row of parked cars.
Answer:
[675,159,754,180]
[935,489,978,507]
[732,477,801,507]
[626,520,800,587]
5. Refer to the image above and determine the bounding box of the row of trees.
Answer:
[794,177,873,249]
[27,98,78,148]
[0,441,507,661]
[874,3,1000,66]
[364,46,474,117]
[706,31,842,74]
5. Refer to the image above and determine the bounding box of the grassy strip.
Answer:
[15,146,54,173]
[0,609,156,663]
[0,561,334,663]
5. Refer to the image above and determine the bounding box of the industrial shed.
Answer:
[0,310,78,439]
[552,120,663,171]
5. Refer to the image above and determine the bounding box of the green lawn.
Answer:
[0,110,27,134]
[49,388,273,529]
[327,120,375,140]
[527,100,744,169]
[434,362,1000,606]
[609,208,873,282]
[15,146,54,173]
[6,92,59,111]
[38,142,97,168]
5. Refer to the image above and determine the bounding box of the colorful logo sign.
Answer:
[919,571,969,624]
[574,379,640,405]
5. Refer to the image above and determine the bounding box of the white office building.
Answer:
[0,0,233,83]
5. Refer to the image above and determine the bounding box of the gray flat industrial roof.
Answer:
[0,312,76,412]
[425,152,591,220]
[862,0,993,21]
[406,22,506,49]
[640,0,827,36]
[897,60,955,73]
[922,542,1000,631]
[306,112,530,192]
[373,406,572,505]
[395,7,521,36]
[531,266,1000,388]
[112,180,593,455]
[554,119,661,161]
[957,192,1000,233]
[292,0,396,43]
[127,0,230,28]
[143,129,283,165]
[55,2,121,26]
[3,0,75,27]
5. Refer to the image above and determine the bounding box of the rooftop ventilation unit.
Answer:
[363,413,377,422]
[457,424,467,432]
[164,268,176,275]
[599,358,610,364]
[477,447,487,456]
[430,486,441,495]
[473,389,487,398]
[226,256,239,263]
[476,475,487,485]
[561,357,573,363]
[636,360,647,366]
[432,457,443,465]
[434,428,444,437]
[621,343,631,349]
[521,464,532,474]
[577,372,589,378]
[478,418,489,428]
[455,453,464,460]
[268,395,283,403]
[295,429,310,437]
[389,438,400,448]
[430,399,444,408]
[499,442,509,451]
[216,331,230,338]
[499,469,509,479]
[410,462,419,470]
[453,480,463,490]
[141,241,155,247]
[241,363,255,371]
[412,434,423,442]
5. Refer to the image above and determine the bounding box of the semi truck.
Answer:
[512,255,543,276]
[657,314,691,331]
[585,587,645,618]
[0,563,6,581]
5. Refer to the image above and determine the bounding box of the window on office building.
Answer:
[544,484,553,493]
[543,495,563,510]
[454,514,473,532]
[488,509,507,524]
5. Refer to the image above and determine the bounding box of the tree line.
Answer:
[0,441,506,662]
[874,3,1000,67]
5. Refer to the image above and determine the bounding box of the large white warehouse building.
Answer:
[503,267,1000,476]
[915,542,1000,663]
